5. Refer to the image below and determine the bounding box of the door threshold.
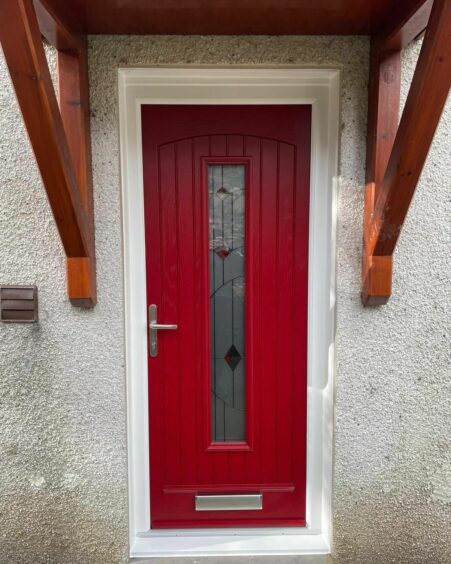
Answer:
[131,527,330,558]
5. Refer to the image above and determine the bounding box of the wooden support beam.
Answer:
[33,0,83,52]
[371,0,451,257]
[380,0,433,54]
[35,0,96,305]
[0,0,96,307]
[58,39,96,307]
[0,0,89,257]
[362,43,401,305]
[362,0,451,305]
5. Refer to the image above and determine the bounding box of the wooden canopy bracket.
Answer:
[362,0,451,305]
[0,0,96,307]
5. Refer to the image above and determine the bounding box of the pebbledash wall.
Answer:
[0,35,449,564]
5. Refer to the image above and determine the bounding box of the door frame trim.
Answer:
[118,67,339,557]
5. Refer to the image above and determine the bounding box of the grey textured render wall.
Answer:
[0,36,449,564]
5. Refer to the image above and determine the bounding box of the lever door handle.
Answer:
[149,304,177,357]
[150,322,178,330]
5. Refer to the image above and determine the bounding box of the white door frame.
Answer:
[118,67,339,558]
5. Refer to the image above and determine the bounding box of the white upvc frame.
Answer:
[118,67,339,558]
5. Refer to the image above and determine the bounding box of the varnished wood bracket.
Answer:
[0,0,96,307]
[33,0,83,52]
[379,0,433,54]
[362,0,451,305]
[58,39,96,307]
[362,44,401,306]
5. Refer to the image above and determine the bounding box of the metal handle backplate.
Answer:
[149,304,177,357]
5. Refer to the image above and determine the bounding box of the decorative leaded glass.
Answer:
[209,164,245,442]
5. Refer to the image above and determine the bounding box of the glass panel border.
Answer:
[208,163,246,443]
[201,156,253,453]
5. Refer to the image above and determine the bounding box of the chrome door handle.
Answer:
[149,304,177,357]
[150,323,178,330]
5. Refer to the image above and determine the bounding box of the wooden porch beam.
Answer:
[0,0,89,257]
[58,40,96,307]
[0,0,96,307]
[380,0,433,54]
[34,0,96,306]
[362,0,451,305]
[33,0,83,52]
[371,0,451,257]
[362,43,401,305]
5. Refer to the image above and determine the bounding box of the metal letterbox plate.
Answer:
[195,494,262,511]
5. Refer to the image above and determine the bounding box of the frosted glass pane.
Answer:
[209,164,245,442]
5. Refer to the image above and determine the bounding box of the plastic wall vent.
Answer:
[0,286,38,323]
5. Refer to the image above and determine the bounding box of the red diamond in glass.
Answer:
[224,345,242,371]
[216,187,230,200]
[214,247,230,259]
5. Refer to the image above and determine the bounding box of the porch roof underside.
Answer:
[36,0,431,38]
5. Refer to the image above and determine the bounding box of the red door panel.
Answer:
[142,105,311,528]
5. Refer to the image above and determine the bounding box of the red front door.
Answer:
[142,105,311,528]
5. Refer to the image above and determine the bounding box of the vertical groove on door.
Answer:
[258,137,264,485]
[195,136,212,486]
[190,138,199,485]
[260,138,278,485]
[290,147,298,479]
[278,143,296,483]
[160,143,180,485]
[175,142,183,486]
[275,142,280,480]
[177,139,197,484]
[157,146,169,486]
